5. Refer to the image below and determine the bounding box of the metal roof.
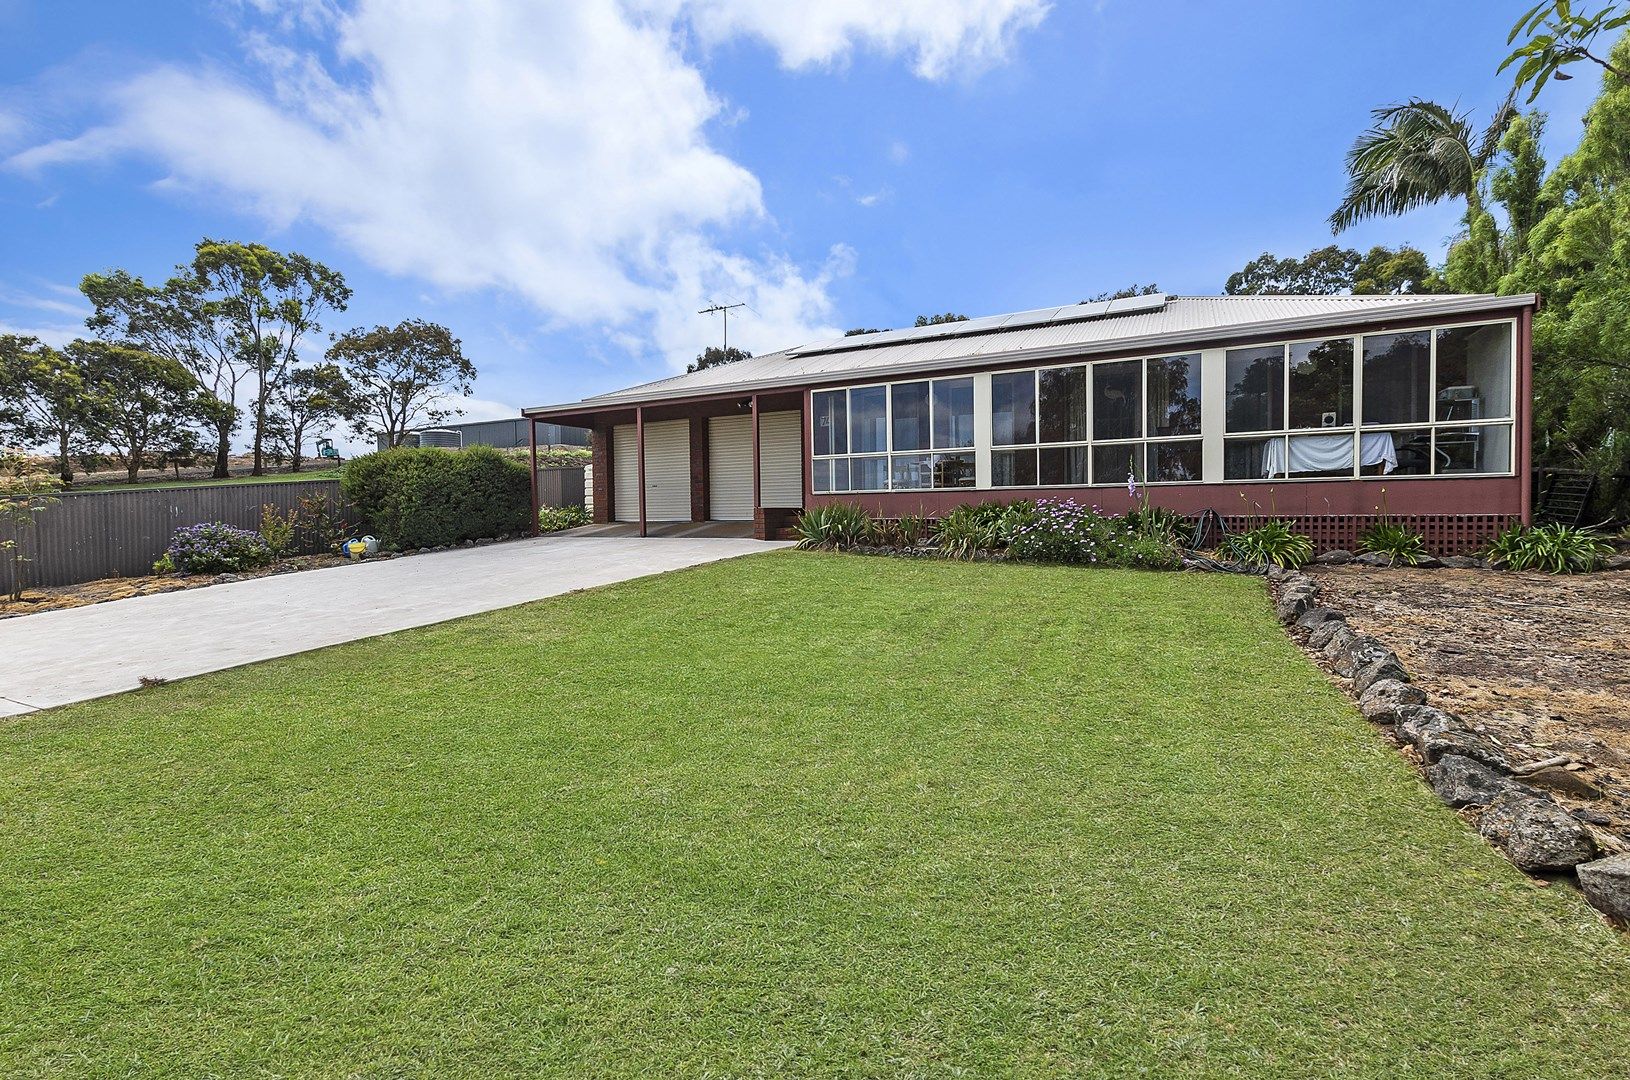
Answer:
[524,292,1536,417]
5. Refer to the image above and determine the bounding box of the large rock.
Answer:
[1315,549,1354,564]
[1396,704,1459,750]
[1414,555,1445,569]
[1353,651,1410,695]
[1275,589,1317,624]
[1308,619,1350,650]
[1431,754,1527,808]
[1576,854,1630,921]
[1603,554,1630,572]
[1296,606,1344,630]
[1321,625,1357,663]
[1338,636,1392,679]
[1359,679,1426,724]
[1440,555,1482,569]
[1478,793,1598,874]
[1417,726,1513,770]
[1352,552,1394,567]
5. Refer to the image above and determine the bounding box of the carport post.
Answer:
[750,393,761,512]
[527,416,539,536]
[636,405,647,538]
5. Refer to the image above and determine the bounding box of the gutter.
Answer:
[522,293,1538,419]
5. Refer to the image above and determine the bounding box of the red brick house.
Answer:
[523,292,1536,552]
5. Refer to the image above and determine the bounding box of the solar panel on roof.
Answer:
[788,294,1168,357]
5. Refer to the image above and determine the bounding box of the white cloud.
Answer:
[8,0,1045,371]
[0,319,80,348]
[888,140,911,164]
[648,0,1050,79]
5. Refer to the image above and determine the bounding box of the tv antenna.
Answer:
[698,301,746,354]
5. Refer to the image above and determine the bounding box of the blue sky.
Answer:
[0,1,1600,440]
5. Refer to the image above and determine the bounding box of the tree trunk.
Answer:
[57,430,73,485]
[214,420,232,479]
[251,396,266,476]
[127,457,141,484]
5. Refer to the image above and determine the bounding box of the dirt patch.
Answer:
[1306,564,1630,829]
[0,554,348,619]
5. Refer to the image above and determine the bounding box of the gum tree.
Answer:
[0,336,97,485]
[328,319,474,449]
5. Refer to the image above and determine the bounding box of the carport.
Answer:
[521,390,805,540]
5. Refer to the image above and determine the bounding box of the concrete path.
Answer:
[0,535,785,717]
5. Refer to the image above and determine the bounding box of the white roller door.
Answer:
[612,419,692,522]
[758,410,804,509]
[641,419,691,521]
[708,415,754,521]
[613,424,638,522]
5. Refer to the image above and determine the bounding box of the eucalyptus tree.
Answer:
[328,319,474,449]
[82,240,349,478]
[0,335,98,484]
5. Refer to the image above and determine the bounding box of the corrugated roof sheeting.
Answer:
[547,293,1534,412]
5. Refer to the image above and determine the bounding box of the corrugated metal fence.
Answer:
[535,466,586,509]
[3,479,348,591]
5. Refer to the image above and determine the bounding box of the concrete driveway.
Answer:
[0,534,784,717]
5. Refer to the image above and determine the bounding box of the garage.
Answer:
[707,415,754,521]
[611,419,691,522]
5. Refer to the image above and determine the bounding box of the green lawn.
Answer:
[69,469,342,493]
[2,553,1626,1076]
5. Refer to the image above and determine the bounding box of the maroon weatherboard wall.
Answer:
[541,303,1536,551]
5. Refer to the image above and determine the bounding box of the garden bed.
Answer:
[1303,564,1630,832]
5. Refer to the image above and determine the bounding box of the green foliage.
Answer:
[1502,1,1630,102]
[1483,520,1612,572]
[70,339,211,484]
[538,504,590,532]
[1006,498,1181,569]
[259,503,297,557]
[161,522,274,575]
[1126,505,1188,542]
[329,319,474,448]
[1080,283,1162,301]
[687,346,752,373]
[865,512,930,548]
[0,455,63,601]
[913,313,969,326]
[1329,96,1517,233]
[340,445,531,549]
[793,503,872,549]
[934,500,1035,559]
[1357,521,1429,566]
[1219,520,1315,569]
[1226,245,1443,295]
[150,552,176,575]
[0,335,98,484]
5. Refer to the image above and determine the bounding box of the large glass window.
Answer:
[1092,360,1142,442]
[812,390,846,457]
[1147,353,1201,437]
[1225,345,1284,433]
[890,381,929,452]
[849,385,887,454]
[1039,366,1088,443]
[932,378,975,449]
[991,370,1035,446]
[1288,338,1353,429]
[1436,323,1513,421]
[1362,332,1431,426]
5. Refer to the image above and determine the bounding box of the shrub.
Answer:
[1483,521,1611,573]
[291,491,351,555]
[935,500,1036,560]
[538,504,590,532]
[1006,498,1179,569]
[161,522,274,575]
[1127,505,1188,543]
[259,504,296,557]
[794,503,872,549]
[341,445,532,549]
[1218,520,1314,569]
[1357,521,1428,566]
[866,512,930,548]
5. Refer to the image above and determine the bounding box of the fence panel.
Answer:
[4,479,348,591]
[535,466,586,509]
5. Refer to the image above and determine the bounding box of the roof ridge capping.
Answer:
[787,292,1169,357]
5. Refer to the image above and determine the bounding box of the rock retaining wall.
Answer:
[1258,565,1630,926]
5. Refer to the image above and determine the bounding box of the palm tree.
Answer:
[1329,92,1519,232]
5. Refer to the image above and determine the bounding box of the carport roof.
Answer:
[523,292,1536,418]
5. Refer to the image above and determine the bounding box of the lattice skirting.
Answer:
[1219,514,1514,556]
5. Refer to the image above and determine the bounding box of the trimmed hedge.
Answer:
[341,445,532,549]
